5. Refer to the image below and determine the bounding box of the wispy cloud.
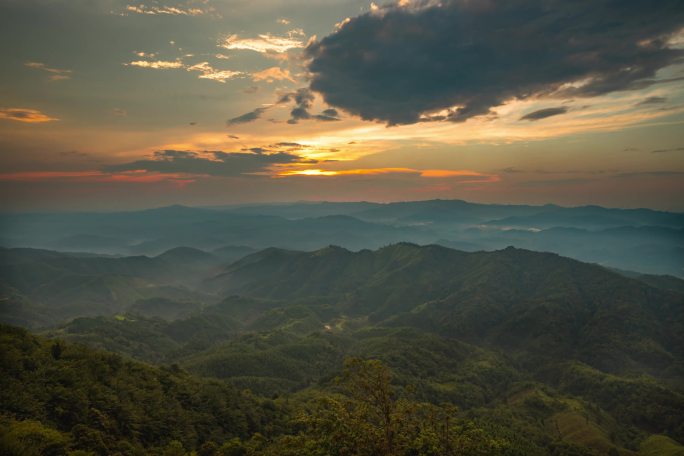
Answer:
[186,62,244,83]
[127,59,184,69]
[125,58,244,83]
[25,62,72,81]
[0,108,58,123]
[124,4,211,16]
[220,30,305,54]
[104,149,310,177]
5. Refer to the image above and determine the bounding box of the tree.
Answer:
[292,357,508,456]
[340,357,406,455]
[0,419,70,456]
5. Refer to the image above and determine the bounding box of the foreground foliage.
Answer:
[0,326,580,455]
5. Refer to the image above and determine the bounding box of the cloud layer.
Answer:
[104,149,309,177]
[0,108,58,123]
[306,0,684,125]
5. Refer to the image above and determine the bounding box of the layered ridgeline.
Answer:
[2,243,683,455]
[2,200,682,276]
[0,246,230,327]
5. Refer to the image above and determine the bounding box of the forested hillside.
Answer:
[2,243,681,454]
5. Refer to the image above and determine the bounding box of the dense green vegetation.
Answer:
[0,325,281,455]
[5,322,682,455]
[1,242,683,454]
[0,326,522,455]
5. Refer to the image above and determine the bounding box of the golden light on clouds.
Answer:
[124,4,209,16]
[0,108,58,123]
[265,89,684,150]
[278,169,339,176]
[420,169,493,178]
[126,58,245,83]
[1,0,682,212]
[186,62,244,83]
[277,167,499,181]
[127,60,184,69]
[220,31,305,54]
[252,67,295,83]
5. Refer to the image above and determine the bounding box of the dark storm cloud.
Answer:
[305,0,684,125]
[103,149,308,177]
[519,107,569,121]
[227,107,268,125]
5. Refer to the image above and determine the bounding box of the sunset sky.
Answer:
[1,0,683,211]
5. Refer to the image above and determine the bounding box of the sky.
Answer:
[1,0,683,211]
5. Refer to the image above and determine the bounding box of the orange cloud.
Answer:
[252,66,296,83]
[419,169,501,182]
[420,169,485,178]
[277,167,415,177]
[277,167,499,182]
[0,108,58,123]
[186,62,244,83]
